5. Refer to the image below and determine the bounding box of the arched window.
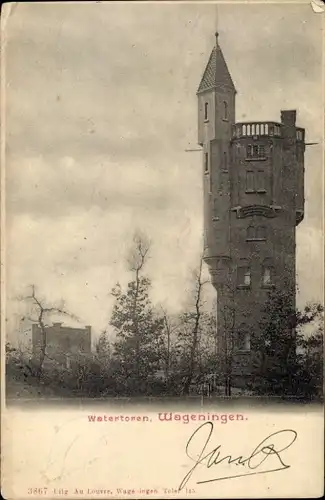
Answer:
[236,327,251,352]
[237,265,251,287]
[204,102,209,121]
[262,258,275,287]
[223,101,228,120]
[262,267,272,285]
[223,151,228,169]
[204,152,209,173]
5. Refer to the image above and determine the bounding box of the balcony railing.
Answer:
[233,122,282,139]
[233,122,305,142]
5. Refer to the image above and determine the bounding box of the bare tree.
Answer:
[158,306,181,388]
[19,285,77,379]
[127,229,151,274]
[180,255,210,395]
[128,230,151,382]
[218,285,236,397]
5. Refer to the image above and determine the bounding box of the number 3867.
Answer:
[28,488,48,495]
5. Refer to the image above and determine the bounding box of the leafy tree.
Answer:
[295,323,323,399]
[250,288,323,398]
[110,232,164,395]
[92,331,115,395]
[95,330,111,364]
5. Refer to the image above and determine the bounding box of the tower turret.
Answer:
[197,34,236,284]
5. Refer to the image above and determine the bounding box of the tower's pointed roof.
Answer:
[197,33,236,94]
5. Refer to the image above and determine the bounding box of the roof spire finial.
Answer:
[215,4,219,45]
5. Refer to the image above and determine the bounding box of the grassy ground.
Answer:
[6,377,323,410]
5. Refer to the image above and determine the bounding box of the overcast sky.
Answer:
[4,1,324,338]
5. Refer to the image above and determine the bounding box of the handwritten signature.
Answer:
[179,422,297,491]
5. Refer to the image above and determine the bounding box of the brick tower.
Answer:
[197,33,305,389]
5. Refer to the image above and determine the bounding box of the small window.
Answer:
[223,101,228,120]
[256,226,266,240]
[262,266,274,287]
[237,266,251,288]
[213,198,218,218]
[204,152,209,173]
[204,102,209,121]
[236,331,251,352]
[246,144,266,159]
[263,268,271,285]
[247,226,266,241]
[247,226,255,240]
[256,170,266,192]
[223,151,227,169]
[296,130,303,141]
[246,171,255,192]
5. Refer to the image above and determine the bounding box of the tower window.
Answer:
[247,144,266,159]
[223,151,228,170]
[247,226,255,240]
[204,152,209,173]
[256,170,266,192]
[246,226,266,241]
[262,266,275,287]
[237,266,251,288]
[246,171,255,192]
[236,330,251,352]
[223,101,228,120]
[296,130,304,141]
[204,102,209,121]
[245,170,266,194]
[256,226,266,240]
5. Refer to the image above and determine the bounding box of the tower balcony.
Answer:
[232,122,305,142]
[232,122,282,139]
